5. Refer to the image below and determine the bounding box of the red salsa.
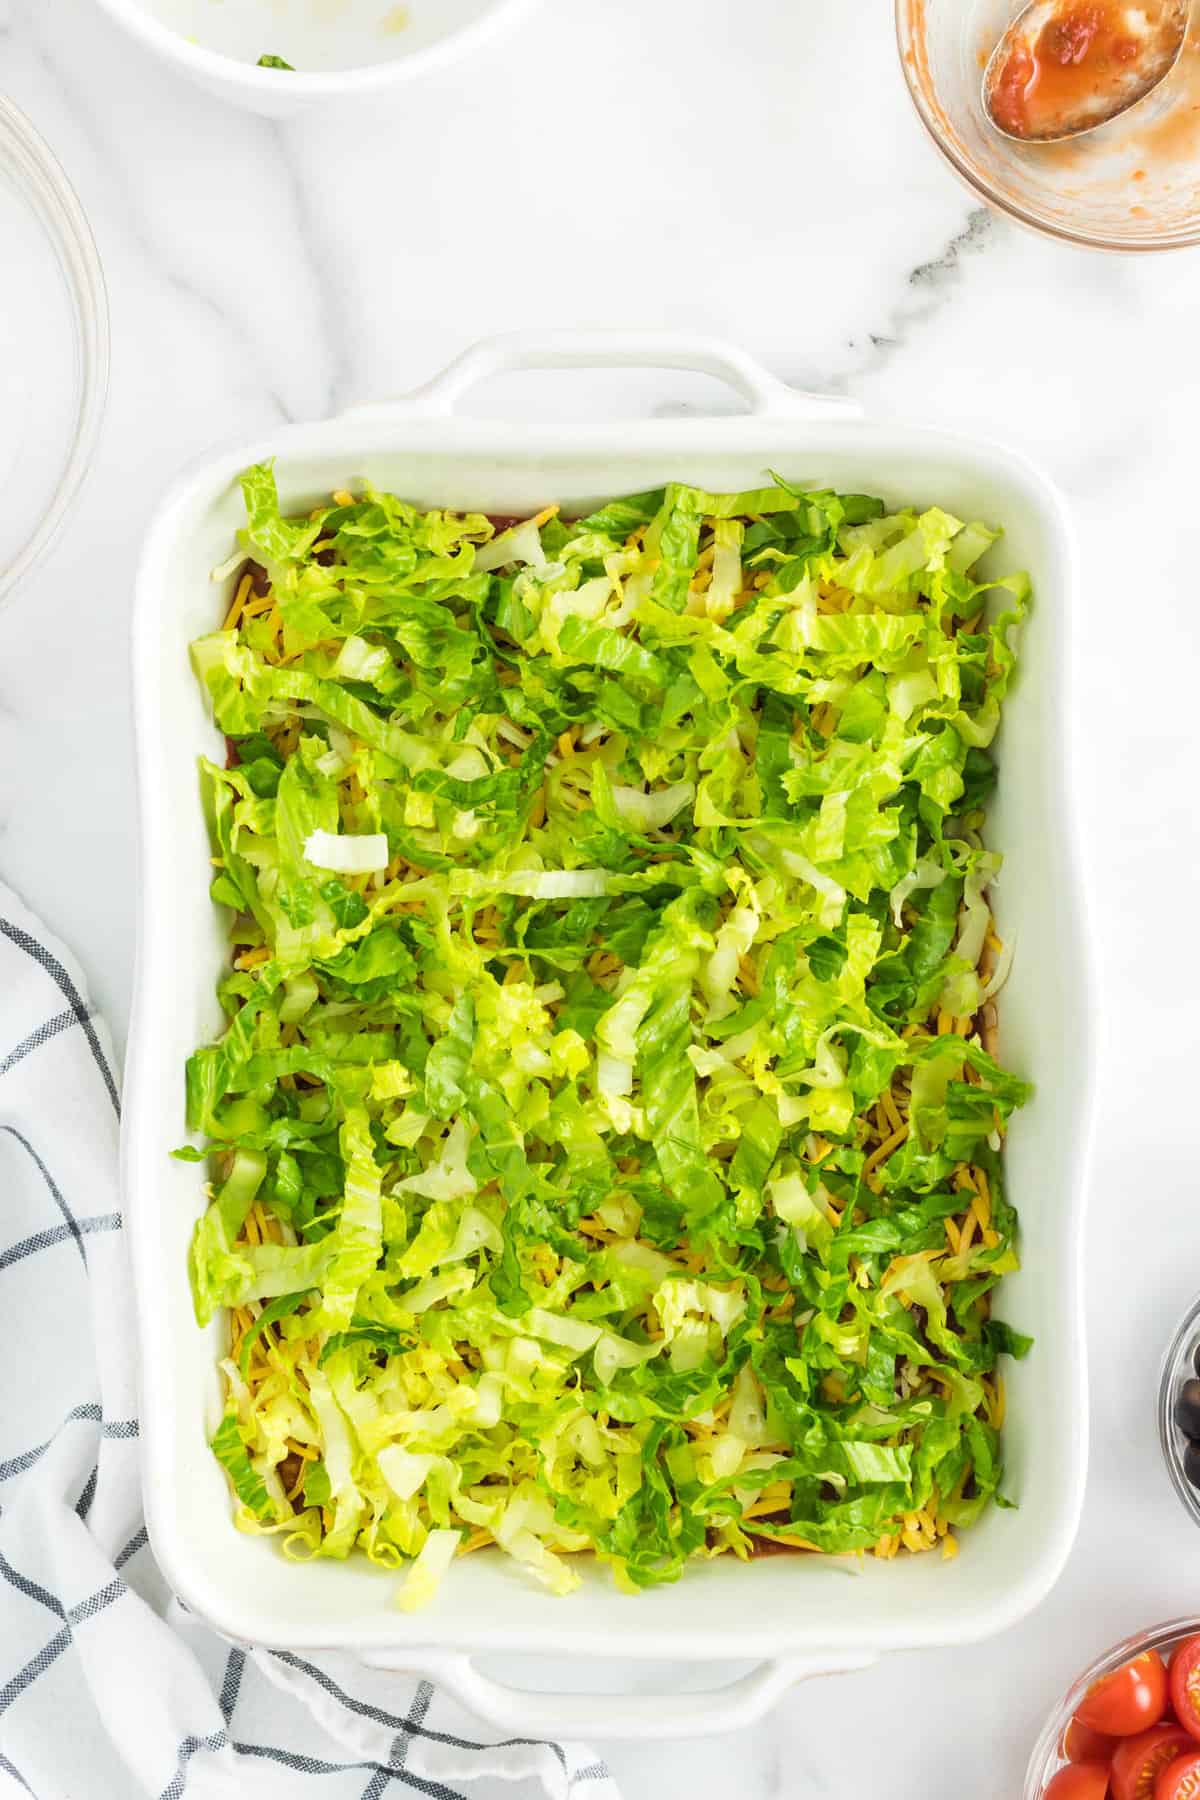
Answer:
[989,3,1144,139]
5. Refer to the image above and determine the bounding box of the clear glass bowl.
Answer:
[896,0,1200,251]
[1160,1295,1200,1525]
[1024,1619,1200,1795]
[0,98,109,606]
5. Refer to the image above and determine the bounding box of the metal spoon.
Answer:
[983,0,1190,143]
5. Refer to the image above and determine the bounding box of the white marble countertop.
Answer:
[5,0,1200,1794]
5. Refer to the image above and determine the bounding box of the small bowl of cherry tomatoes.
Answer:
[1026,1621,1200,1799]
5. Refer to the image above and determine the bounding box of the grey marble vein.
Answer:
[272,121,349,420]
[838,206,998,390]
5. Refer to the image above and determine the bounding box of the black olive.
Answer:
[1184,1440,1200,1491]
[1177,1379,1200,1440]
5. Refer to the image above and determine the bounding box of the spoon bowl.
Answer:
[983,0,1190,143]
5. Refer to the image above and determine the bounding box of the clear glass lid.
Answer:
[0,98,109,606]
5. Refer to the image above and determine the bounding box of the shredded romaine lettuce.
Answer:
[185,463,1032,1605]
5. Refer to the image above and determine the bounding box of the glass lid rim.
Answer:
[0,96,110,608]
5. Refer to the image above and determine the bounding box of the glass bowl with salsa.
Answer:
[896,0,1200,251]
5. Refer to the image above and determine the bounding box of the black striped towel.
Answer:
[0,882,617,1800]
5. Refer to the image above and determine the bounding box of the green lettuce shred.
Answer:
[186,463,1032,1604]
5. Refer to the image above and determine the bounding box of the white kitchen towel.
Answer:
[0,881,619,1800]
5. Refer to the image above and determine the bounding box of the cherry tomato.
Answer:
[1169,1638,1200,1743]
[1065,1716,1118,1764]
[1077,1652,1170,1737]
[1043,1764,1111,1799]
[1155,1751,1200,1800]
[1112,1725,1194,1800]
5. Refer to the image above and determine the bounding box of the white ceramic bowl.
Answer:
[126,332,1094,1740]
[89,0,538,115]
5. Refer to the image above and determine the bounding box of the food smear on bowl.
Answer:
[1122,25,1200,164]
[183,464,1034,1607]
[985,1,1188,142]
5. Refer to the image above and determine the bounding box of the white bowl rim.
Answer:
[88,0,539,94]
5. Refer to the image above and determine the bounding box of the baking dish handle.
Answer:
[358,1646,877,1741]
[346,330,859,424]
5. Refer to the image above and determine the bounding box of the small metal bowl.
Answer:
[1024,1618,1200,1796]
[1159,1294,1200,1525]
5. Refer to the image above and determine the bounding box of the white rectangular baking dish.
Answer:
[124,332,1094,1741]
